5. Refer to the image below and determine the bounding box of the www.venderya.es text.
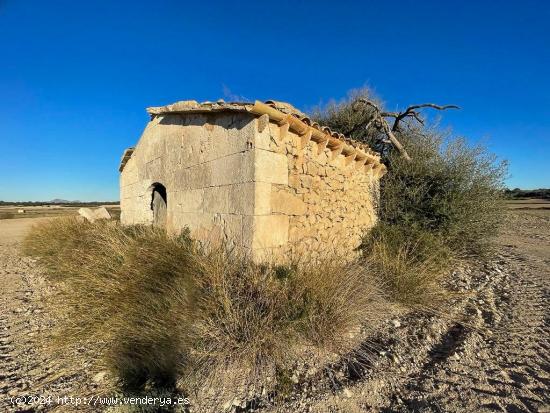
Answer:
[10,394,191,407]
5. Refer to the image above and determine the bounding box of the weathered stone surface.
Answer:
[271,190,307,215]
[254,149,288,185]
[78,207,111,222]
[243,215,289,249]
[210,151,255,186]
[171,189,203,213]
[254,182,272,215]
[173,163,212,190]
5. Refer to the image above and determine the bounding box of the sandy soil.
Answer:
[0,218,54,245]
[0,208,548,412]
[506,199,550,210]
[0,218,104,413]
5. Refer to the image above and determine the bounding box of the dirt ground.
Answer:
[0,217,104,413]
[0,206,548,412]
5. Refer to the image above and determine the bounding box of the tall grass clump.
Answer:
[361,223,453,307]
[24,217,196,388]
[23,217,386,397]
[186,252,385,394]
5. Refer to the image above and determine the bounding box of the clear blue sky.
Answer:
[1,0,548,201]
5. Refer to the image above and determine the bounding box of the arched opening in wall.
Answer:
[150,183,167,228]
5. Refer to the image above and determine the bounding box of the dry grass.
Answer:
[24,217,195,388]
[187,252,386,386]
[361,223,453,307]
[23,217,387,397]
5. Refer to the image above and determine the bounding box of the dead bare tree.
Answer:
[353,99,460,161]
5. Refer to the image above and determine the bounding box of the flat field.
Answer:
[0,204,120,221]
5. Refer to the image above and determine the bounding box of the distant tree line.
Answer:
[504,188,550,199]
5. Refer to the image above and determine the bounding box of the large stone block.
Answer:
[203,184,257,215]
[210,151,255,186]
[254,120,272,151]
[213,213,244,247]
[78,207,112,222]
[174,163,212,189]
[171,189,204,213]
[201,114,256,163]
[202,186,231,214]
[254,150,288,185]
[171,212,214,239]
[254,182,272,215]
[271,189,307,215]
[243,215,289,249]
[238,182,272,215]
[145,157,164,181]
[121,159,139,186]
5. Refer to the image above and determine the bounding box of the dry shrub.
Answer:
[23,218,386,396]
[310,87,385,153]
[24,217,195,388]
[361,223,452,307]
[314,88,507,258]
[290,261,385,350]
[188,253,385,386]
[358,131,504,304]
[187,250,299,386]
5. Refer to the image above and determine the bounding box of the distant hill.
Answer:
[49,199,82,204]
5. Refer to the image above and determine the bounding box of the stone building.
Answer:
[119,100,386,261]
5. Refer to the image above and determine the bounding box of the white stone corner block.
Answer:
[244,215,289,249]
[254,149,288,185]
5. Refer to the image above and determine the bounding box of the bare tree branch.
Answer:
[353,99,460,161]
[389,103,460,131]
[355,99,412,161]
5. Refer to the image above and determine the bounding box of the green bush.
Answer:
[380,127,507,257]
[314,89,507,258]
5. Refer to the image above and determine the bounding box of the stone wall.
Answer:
[121,111,380,262]
[252,118,379,261]
[120,112,260,249]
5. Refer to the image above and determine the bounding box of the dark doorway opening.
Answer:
[151,183,167,228]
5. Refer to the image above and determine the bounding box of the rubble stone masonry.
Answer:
[254,119,379,261]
